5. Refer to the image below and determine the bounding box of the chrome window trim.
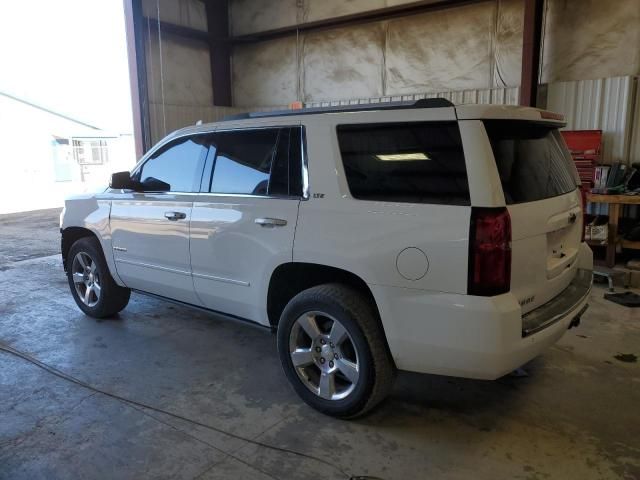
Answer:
[109,190,301,200]
[115,259,249,286]
[300,125,309,200]
[193,192,302,201]
[115,258,191,277]
[191,271,250,287]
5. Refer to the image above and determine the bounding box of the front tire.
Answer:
[277,283,394,418]
[67,237,130,318]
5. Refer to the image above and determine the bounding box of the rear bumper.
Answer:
[371,268,593,380]
[522,268,592,337]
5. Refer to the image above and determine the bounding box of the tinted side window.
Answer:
[484,121,578,204]
[138,136,207,192]
[336,122,469,205]
[210,130,279,195]
[265,126,304,197]
[268,129,291,196]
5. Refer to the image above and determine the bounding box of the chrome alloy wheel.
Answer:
[71,252,101,307]
[289,311,360,401]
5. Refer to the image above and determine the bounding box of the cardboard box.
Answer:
[626,260,640,271]
[629,271,640,288]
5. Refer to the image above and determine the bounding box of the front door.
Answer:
[189,127,304,324]
[110,134,208,305]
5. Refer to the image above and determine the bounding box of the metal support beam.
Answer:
[205,0,232,106]
[123,0,151,157]
[519,0,544,107]
[143,18,209,43]
[230,0,490,44]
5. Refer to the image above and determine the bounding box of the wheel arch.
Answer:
[61,227,99,272]
[267,263,378,326]
[267,263,393,363]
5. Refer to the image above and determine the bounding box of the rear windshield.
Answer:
[484,121,578,204]
[336,122,470,205]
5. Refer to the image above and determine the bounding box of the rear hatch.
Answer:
[484,121,582,314]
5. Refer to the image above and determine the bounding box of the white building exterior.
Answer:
[0,92,135,214]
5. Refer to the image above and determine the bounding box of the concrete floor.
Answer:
[1,209,639,480]
[0,208,62,266]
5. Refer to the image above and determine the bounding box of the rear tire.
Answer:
[277,283,394,418]
[67,237,130,318]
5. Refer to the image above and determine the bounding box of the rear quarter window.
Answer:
[484,121,578,204]
[336,122,469,205]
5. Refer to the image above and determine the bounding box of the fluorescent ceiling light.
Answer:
[376,153,430,161]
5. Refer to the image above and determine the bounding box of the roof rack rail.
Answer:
[222,98,454,121]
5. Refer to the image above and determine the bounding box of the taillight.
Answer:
[579,189,587,243]
[468,207,512,296]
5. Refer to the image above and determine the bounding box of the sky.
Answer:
[0,0,133,133]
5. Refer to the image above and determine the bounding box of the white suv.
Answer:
[60,99,593,417]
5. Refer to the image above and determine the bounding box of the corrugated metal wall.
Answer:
[547,76,637,164]
[304,86,521,108]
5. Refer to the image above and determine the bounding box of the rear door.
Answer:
[189,127,303,324]
[110,135,208,305]
[483,121,582,313]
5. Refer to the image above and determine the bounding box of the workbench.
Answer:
[587,193,640,267]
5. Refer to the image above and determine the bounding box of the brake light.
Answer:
[579,189,587,243]
[468,208,512,296]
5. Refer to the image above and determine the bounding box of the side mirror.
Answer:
[110,171,135,190]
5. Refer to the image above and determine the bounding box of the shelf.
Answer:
[588,239,640,249]
[621,240,640,250]
[584,194,640,267]
[587,193,640,205]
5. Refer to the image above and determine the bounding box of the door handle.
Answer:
[164,211,187,221]
[255,217,287,227]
